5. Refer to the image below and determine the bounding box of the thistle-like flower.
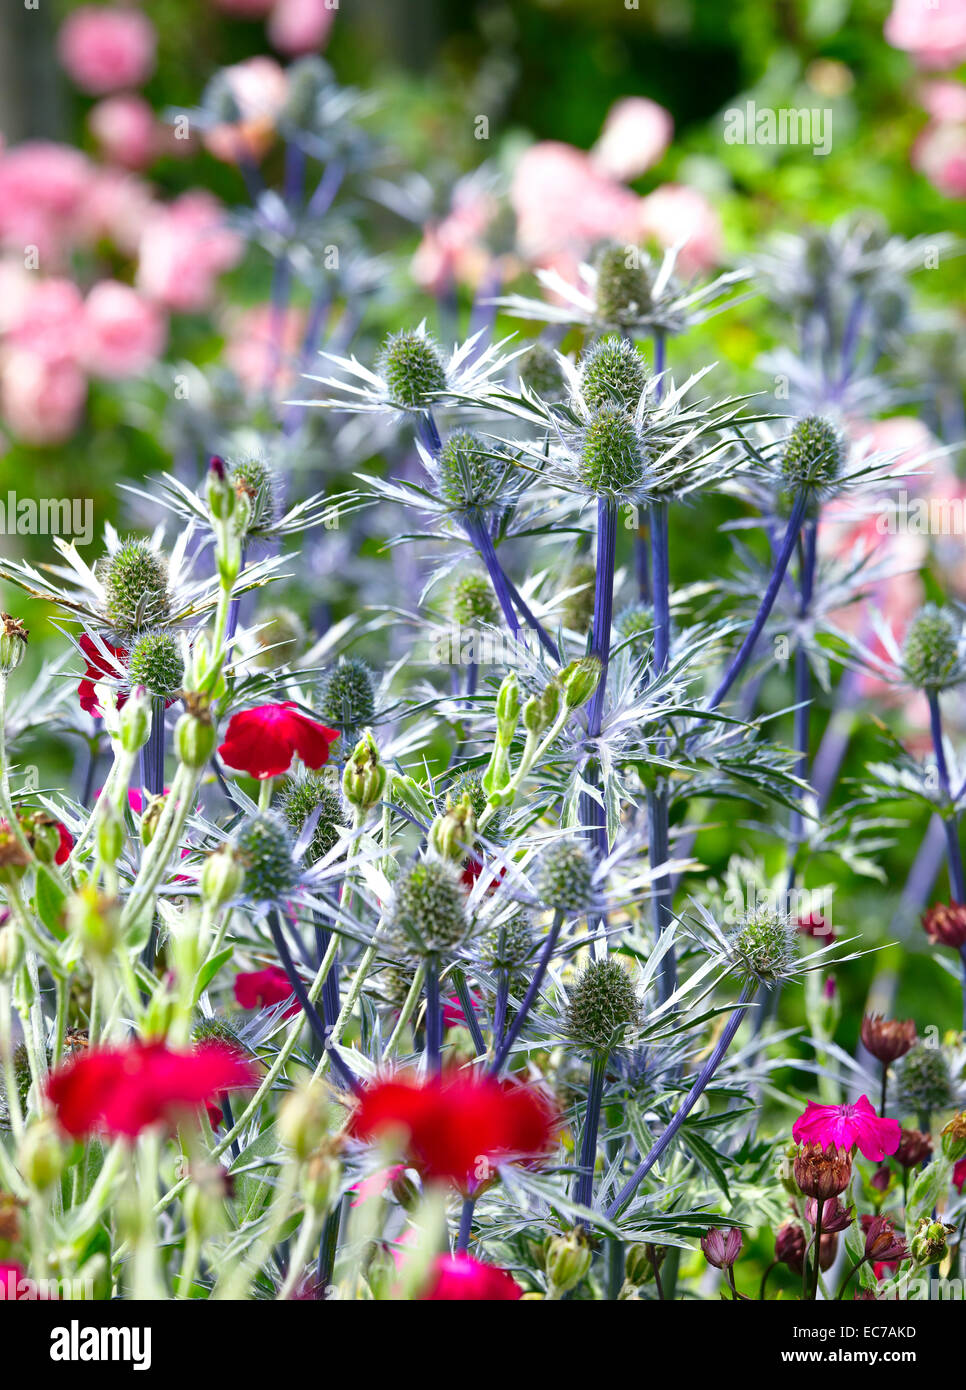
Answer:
[896,1042,958,1116]
[576,337,648,411]
[101,538,172,638]
[316,658,377,735]
[565,956,641,1053]
[280,773,344,865]
[127,631,184,701]
[534,840,596,915]
[387,856,471,960]
[901,604,966,692]
[232,812,300,903]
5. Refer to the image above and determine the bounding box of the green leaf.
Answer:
[34,865,68,940]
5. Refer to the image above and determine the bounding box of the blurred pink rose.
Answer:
[88,94,158,169]
[0,142,91,262]
[4,277,84,364]
[913,119,966,197]
[921,80,966,122]
[268,0,337,55]
[591,97,673,182]
[79,169,157,255]
[1,350,87,445]
[137,192,242,312]
[204,56,289,164]
[855,415,938,480]
[884,0,966,69]
[224,302,306,394]
[81,280,166,378]
[637,183,722,275]
[511,141,641,263]
[412,179,501,294]
[57,6,157,94]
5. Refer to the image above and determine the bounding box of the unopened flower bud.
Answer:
[560,657,601,709]
[303,1150,340,1213]
[941,1112,966,1162]
[495,672,520,744]
[66,886,121,958]
[200,844,244,908]
[23,813,60,866]
[623,1242,665,1286]
[860,1013,917,1064]
[895,1128,933,1169]
[18,1119,65,1190]
[545,1229,593,1292]
[342,732,387,811]
[429,791,476,862]
[0,613,28,673]
[775,1221,807,1274]
[119,684,152,754]
[205,455,236,522]
[278,1082,331,1161]
[139,792,167,847]
[700,1227,742,1269]
[0,922,23,977]
[175,697,216,769]
[97,801,125,865]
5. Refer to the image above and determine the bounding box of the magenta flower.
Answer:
[792,1094,901,1162]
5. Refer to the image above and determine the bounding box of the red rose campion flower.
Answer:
[349,1073,557,1188]
[0,1263,28,1301]
[954,1158,966,1193]
[54,821,73,865]
[218,702,339,779]
[420,1254,522,1301]
[792,1095,901,1162]
[77,633,127,716]
[47,1040,257,1139]
[234,966,300,1018]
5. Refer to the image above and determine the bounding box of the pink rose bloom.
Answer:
[0,142,91,262]
[57,6,157,94]
[4,276,84,364]
[204,56,289,164]
[268,0,337,55]
[224,302,306,394]
[79,169,156,255]
[913,120,966,197]
[591,97,673,182]
[921,80,966,123]
[137,192,242,312]
[81,280,166,378]
[793,1095,901,1162]
[411,178,500,294]
[885,0,966,69]
[1,350,87,445]
[512,141,642,264]
[88,94,157,169]
[637,183,722,276]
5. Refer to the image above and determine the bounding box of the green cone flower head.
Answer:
[518,342,565,401]
[536,840,596,914]
[728,902,797,983]
[254,607,307,669]
[233,812,299,902]
[480,912,534,975]
[577,337,647,410]
[902,604,963,691]
[450,572,499,627]
[378,328,447,409]
[562,561,596,632]
[594,243,652,328]
[388,856,469,959]
[897,1042,956,1116]
[231,456,277,533]
[436,431,503,511]
[101,539,171,637]
[579,404,645,498]
[317,659,376,733]
[616,602,653,644]
[780,415,845,495]
[127,630,183,700]
[193,1016,248,1052]
[566,956,641,1052]
[281,773,343,864]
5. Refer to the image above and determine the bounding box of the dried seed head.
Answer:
[127,630,183,699]
[578,404,645,497]
[577,337,647,410]
[379,329,447,408]
[233,811,299,902]
[101,539,171,637]
[566,956,641,1052]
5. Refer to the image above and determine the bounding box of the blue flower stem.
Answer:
[648,497,676,1003]
[582,498,618,871]
[268,911,359,1094]
[425,958,442,1072]
[709,493,808,711]
[314,915,340,1028]
[489,910,563,1075]
[464,515,521,638]
[493,969,509,1046]
[457,1195,476,1253]
[926,690,966,1026]
[139,697,166,798]
[791,520,818,839]
[575,1050,607,1211]
[605,983,755,1219]
[634,329,665,596]
[451,965,486,1056]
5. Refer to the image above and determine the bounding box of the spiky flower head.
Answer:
[317,659,376,733]
[594,242,652,328]
[535,840,596,914]
[902,604,963,691]
[388,856,469,959]
[780,415,845,495]
[578,404,646,498]
[283,55,333,127]
[192,1016,249,1053]
[577,338,647,411]
[566,956,641,1053]
[450,572,499,627]
[728,902,798,983]
[233,811,298,902]
[231,456,277,533]
[615,602,653,644]
[446,770,505,839]
[518,342,564,401]
[562,561,596,632]
[377,962,417,1008]
[254,607,306,669]
[436,431,503,511]
[378,328,448,409]
[127,630,183,700]
[480,912,534,975]
[101,539,171,637]
[280,773,343,865]
[896,1042,957,1116]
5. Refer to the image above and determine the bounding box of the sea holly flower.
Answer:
[348,1073,557,1190]
[47,1041,257,1139]
[792,1095,901,1161]
[218,702,339,779]
[418,1254,523,1301]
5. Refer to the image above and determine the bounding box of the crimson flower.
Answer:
[792,1094,901,1162]
[700,1227,742,1269]
[420,1254,522,1301]
[349,1072,557,1189]
[442,990,483,1030]
[218,702,339,779]
[234,966,300,1018]
[53,822,73,864]
[954,1157,966,1193]
[0,1263,44,1301]
[78,633,127,715]
[47,1040,257,1139]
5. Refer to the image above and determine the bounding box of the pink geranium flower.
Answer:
[792,1095,901,1162]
